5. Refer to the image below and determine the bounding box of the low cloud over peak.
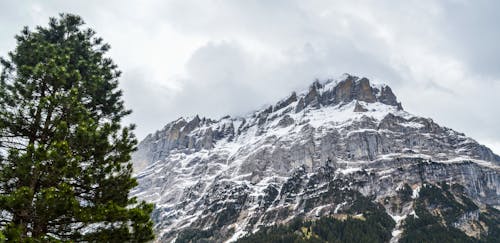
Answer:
[1,0,499,154]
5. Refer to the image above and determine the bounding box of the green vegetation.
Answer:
[237,196,394,243]
[401,183,498,243]
[176,228,216,243]
[0,14,154,241]
[237,213,394,243]
[478,205,500,242]
[400,201,476,243]
[237,182,499,243]
[398,183,413,202]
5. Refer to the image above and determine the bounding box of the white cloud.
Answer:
[0,0,499,155]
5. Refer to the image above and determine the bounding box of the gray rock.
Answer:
[131,74,500,242]
[354,101,368,112]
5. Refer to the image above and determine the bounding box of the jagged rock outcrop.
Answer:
[131,74,499,242]
[354,101,368,112]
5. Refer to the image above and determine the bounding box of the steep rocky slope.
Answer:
[131,74,499,242]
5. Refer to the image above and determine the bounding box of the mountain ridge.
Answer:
[131,74,499,242]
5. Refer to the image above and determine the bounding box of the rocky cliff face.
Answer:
[131,74,500,242]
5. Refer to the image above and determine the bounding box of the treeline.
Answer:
[237,207,394,243]
[237,182,500,243]
[400,183,499,243]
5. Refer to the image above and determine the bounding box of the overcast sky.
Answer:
[1,0,499,154]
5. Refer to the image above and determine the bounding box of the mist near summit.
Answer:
[1,0,499,153]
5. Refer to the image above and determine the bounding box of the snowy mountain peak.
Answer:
[131,74,500,242]
[273,74,402,115]
[132,75,409,172]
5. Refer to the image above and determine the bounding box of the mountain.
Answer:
[131,74,500,242]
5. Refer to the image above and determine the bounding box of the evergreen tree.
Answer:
[0,14,154,242]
